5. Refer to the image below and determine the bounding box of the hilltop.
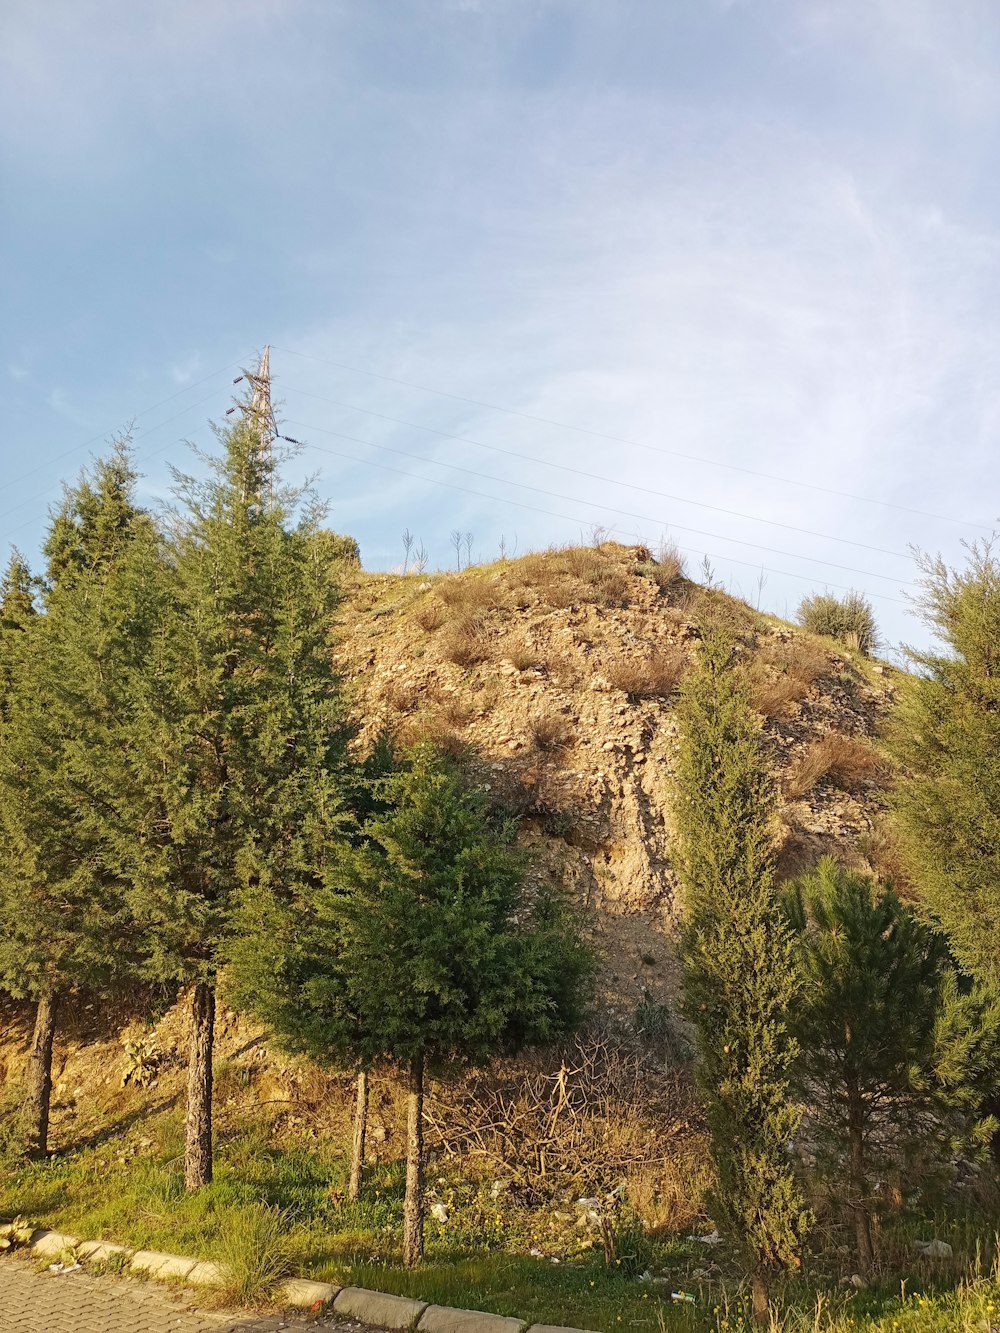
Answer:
[334,540,897,1014]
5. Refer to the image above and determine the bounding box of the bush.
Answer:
[439,612,494,666]
[750,638,831,718]
[528,707,574,752]
[797,591,879,656]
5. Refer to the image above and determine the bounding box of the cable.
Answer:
[0,384,230,528]
[283,429,911,606]
[283,383,918,563]
[284,417,916,588]
[273,345,990,531]
[1,353,250,492]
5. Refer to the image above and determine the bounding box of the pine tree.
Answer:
[228,742,591,1265]
[123,406,350,1189]
[0,445,158,1157]
[784,859,949,1275]
[672,633,809,1323]
[889,541,1000,996]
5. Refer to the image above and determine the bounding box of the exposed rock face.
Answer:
[334,543,897,1012]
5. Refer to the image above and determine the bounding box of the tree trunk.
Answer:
[848,1108,875,1277]
[349,1069,369,1203]
[185,981,215,1191]
[402,1053,425,1267]
[750,1272,770,1327]
[26,991,59,1160]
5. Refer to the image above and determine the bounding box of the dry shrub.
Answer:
[637,541,687,597]
[436,575,508,613]
[439,612,495,667]
[412,599,445,632]
[784,732,882,799]
[604,645,688,700]
[750,637,831,717]
[513,546,635,609]
[382,676,422,714]
[398,712,468,759]
[502,633,547,672]
[436,692,476,728]
[528,706,574,752]
[424,1029,708,1228]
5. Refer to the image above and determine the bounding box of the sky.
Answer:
[2,0,999,656]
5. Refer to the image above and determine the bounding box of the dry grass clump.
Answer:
[751,638,831,718]
[528,705,575,752]
[382,675,422,714]
[439,612,495,667]
[502,633,547,672]
[398,712,468,760]
[783,732,883,799]
[603,645,688,700]
[436,575,508,613]
[411,598,446,632]
[637,541,687,597]
[513,546,635,609]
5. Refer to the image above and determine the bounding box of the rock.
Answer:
[914,1238,953,1259]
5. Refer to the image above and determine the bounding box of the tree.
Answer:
[0,446,159,1157]
[672,634,809,1323]
[889,541,1000,996]
[123,406,350,1189]
[228,743,591,1265]
[784,859,948,1275]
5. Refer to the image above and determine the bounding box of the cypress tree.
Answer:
[672,633,809,1323]
[889,541,1000,996]
[0,445,158,1157]
[228,742,591,1265]
[124,404,349,1189]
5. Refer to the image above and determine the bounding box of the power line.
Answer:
[282,428,911,606]
[1,355,251,496]
[0,384,230,531]
[284,382,915,564]
[284,417,916,589]
[273,344,990,531]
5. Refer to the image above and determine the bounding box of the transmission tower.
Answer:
[230,346,278,508]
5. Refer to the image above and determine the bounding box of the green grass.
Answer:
[2,1108,997,1332]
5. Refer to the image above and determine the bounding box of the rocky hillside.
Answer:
[334,541,898,1016]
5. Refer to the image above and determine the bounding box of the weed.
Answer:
[528,707,574,752]
[783,733,882,799]
[502,634,547,672]
[604,646,688,700]
[412,600,446,633]
[439,612,494,667]
[218,1204,293,1305]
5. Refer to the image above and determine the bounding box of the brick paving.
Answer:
[0,1256,386,1333]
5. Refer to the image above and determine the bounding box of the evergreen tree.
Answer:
[0,446,158,1157]
[784,859,949,1275]
[889,541,1000,997]
[124,406,349,1189]
[228,743,591,1265]
[673,634,809,1323]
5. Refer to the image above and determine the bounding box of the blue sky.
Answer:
[2,1,999,654]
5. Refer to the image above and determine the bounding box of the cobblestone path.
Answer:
[0,1256,385,1333]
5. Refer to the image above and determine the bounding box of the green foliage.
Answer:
[672,634,809,1287]
[230,742,591,1071]
[889,540,1000,995]
[797,590,879,656]
[218,1203,292,1304]
[0,445,160,1006]
[121,410,351,987]
[784,861,955,1251]
[309,527,361,573]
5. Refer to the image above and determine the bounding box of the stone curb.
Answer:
[21,1227,598,1332]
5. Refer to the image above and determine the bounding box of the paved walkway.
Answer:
[0,1256,386,1333]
